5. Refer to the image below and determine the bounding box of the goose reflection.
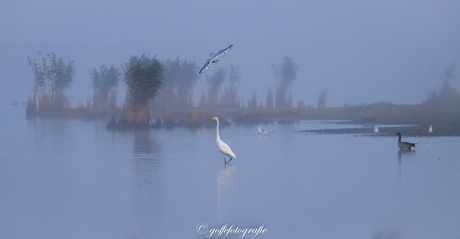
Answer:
[398,149,415,175]
[397,149,415,160]
[217,164,236,221]
[397,149,415,191]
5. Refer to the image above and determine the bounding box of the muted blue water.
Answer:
[1,105,459,239]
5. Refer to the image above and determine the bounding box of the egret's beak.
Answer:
[208,117,213,119]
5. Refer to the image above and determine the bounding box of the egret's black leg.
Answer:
[227,157,233,164]
[223,155,227,164]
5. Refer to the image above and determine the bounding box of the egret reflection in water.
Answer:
[217,164,236,221]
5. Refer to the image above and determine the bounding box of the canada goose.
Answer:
[199,45,233,74]
[396,132,416,151]
[208,117,236,164]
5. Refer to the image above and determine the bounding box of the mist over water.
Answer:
[2,0,460,107]
[1,2,460,237]
[1,106,459,239]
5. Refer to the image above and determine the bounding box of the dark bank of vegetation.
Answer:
[296,63,460,136]
[25,53,460,134]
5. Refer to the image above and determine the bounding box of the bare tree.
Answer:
[249,90,258,108]
[266,89,274,109]
[273,56,297,109]
[318,88,329,108]
[92,64,120,112]
[27,52,74,112]
[198,91,208,108]
[220,64,241,108]
[162,58,199,109]
[425,63,460,106]
[207,67,226,108]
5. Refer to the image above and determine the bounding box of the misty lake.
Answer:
[1,105,460,239]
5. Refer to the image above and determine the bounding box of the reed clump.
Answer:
[162,109,176,129]
[106,105,150,130]
[186,110,205,129]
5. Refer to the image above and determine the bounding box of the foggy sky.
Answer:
[1,0,460,107]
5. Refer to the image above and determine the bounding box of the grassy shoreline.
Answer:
[25,101,460,135]
[296,124,460,137]
[207,102,460,136]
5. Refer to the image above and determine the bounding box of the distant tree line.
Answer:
[27,52,306,127]
[424,63,460,107]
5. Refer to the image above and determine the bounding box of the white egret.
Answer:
[396,132,416,151]
[258,125,263,135]
[199,45,233,74]
[208,117,236,164]
[428,125,433,133]
[374,126,379,133]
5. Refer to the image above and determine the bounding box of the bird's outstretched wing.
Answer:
[199,44,233,74]
[199,59,212,74]
[215,44,233,58]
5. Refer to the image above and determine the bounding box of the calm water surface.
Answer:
[1,105,460,239]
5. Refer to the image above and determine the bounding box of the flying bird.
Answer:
[208,117,236,164]
[396,132,416,151]
[199,45,233,74]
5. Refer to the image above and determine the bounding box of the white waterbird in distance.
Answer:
[263,130,273,136]
[208,117,236,164]
[199,45,233,74]
[258,125,273,136]
[374,126,379,133]
[258,125,263,135]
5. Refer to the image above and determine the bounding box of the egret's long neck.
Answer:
[215,119,220,142]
